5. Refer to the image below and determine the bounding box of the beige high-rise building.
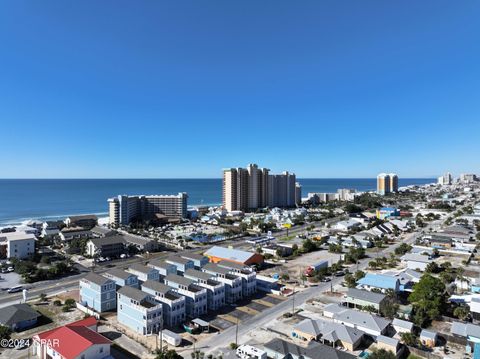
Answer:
[223,164,296,212]
[377,173,391,195]
[377,173,398,195]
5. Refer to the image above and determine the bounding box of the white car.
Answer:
[7,267,14,272]
[120,254,127,259]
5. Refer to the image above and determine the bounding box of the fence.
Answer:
[76,302,100,319]
[407,346,443,359]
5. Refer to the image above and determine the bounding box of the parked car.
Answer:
[7,286,23,293]
[7,267,14,272]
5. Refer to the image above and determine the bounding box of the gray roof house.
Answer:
[293,318,365,350]
[324,304,390,337]
[263,338,356,359]
[343,288,387,312]
[0,303,40,331]
[392,318,414,334]
[451,322,480,342]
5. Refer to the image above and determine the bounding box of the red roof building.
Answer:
[32,317,112,359]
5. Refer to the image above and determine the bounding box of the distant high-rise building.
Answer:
[108,193,188,226]
[377,173,398,195]
[389,173,398,193]
[459,173,477,184]
[222,164,297,211]
[438,172,452,186]
[377,173,390,195]
[295,182,302,206]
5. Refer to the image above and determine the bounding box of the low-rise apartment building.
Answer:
[141,280,186,327]
[86,235,125,258]
[181,253,209,269]
[103,268,139,288]
[79,273,116,312]
[127,263,160,283]
[117,286,163,335]
[148,259,177,280]
[202,262,243,303]
[217,260,257,297]
[184,269,225,311]
[165,256,195,274]
[164,274,208,318]
[0,232,36,259]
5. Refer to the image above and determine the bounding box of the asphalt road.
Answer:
[190,219,443,357]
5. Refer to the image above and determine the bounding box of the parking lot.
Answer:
[207,292,286,332]
[0,271,22,290]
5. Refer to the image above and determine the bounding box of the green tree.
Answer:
[400,332,418,347]
[381,299,399,319]
[453,305,470,321]
[344,274,356,288]
[369,348,396,359]
[302,238,317,253]
[0,325,11,340]
[409,274,446,327]
[156,350,183,359]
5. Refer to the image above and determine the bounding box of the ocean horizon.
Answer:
[0,178,435,226]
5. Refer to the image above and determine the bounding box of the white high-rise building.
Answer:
[438,172,453,186]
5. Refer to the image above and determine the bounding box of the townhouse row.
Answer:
[79,253,257,335]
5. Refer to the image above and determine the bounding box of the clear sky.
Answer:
[1,1,479,179]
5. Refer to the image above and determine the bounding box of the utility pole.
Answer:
[235,316,239,347]
[291,285,296,315]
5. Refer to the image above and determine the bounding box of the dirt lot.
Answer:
[261,249,342,279]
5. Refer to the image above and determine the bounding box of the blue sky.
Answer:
[0,1,479,178]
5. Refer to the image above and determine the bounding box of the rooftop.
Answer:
[0,304,40,326]
[104,268,135,281]
[357,273,399,290]
[346,288,386,304]
[128,263,156,275]
[204,246,256,263]
[89,235,125,247]
[83,272,113,286]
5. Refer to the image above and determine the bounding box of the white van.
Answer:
[160,329,182,347]
[7,285,23,293]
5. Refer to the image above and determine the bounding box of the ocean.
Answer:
[0,178,434,225]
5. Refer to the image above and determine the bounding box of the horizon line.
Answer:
[0,176,437,180]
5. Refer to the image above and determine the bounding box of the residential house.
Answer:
[181,253,209,269]
[263,338,356,359]
[124,234,159,252]
[343,288,387,313]
[41,220,64,238]
[184,269,226,311]
[86,235,125,258]
[117,286,163,335]
[202,262,243,303]
[217,260,257,297]
[376,335,401,356]
[79,273,116,312]
[33,317,111,359]
[357,273,400,293]
[141,280,186,327]
[148,259,177,280]
[127,263,160,283]
[0,304,40,331]
[401,253,433,272]
[323,304,390,337]
[333,220,362,232]
[420,329,437,348]
[165,256,195,274]
[103,268,139,289]
[164,274,208,318]
[292,318,365,351]
[392,318,414,334]
[451,322,480,344]
[428,235,453,249]
[59,227,93,242]
[65,214,98,229]
[91,226,116,238]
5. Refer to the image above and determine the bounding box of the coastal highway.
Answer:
[190,219,443,357]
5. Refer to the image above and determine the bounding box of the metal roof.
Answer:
[346,288,386,304]
[204,246,256,263]
[357,273,399,290]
